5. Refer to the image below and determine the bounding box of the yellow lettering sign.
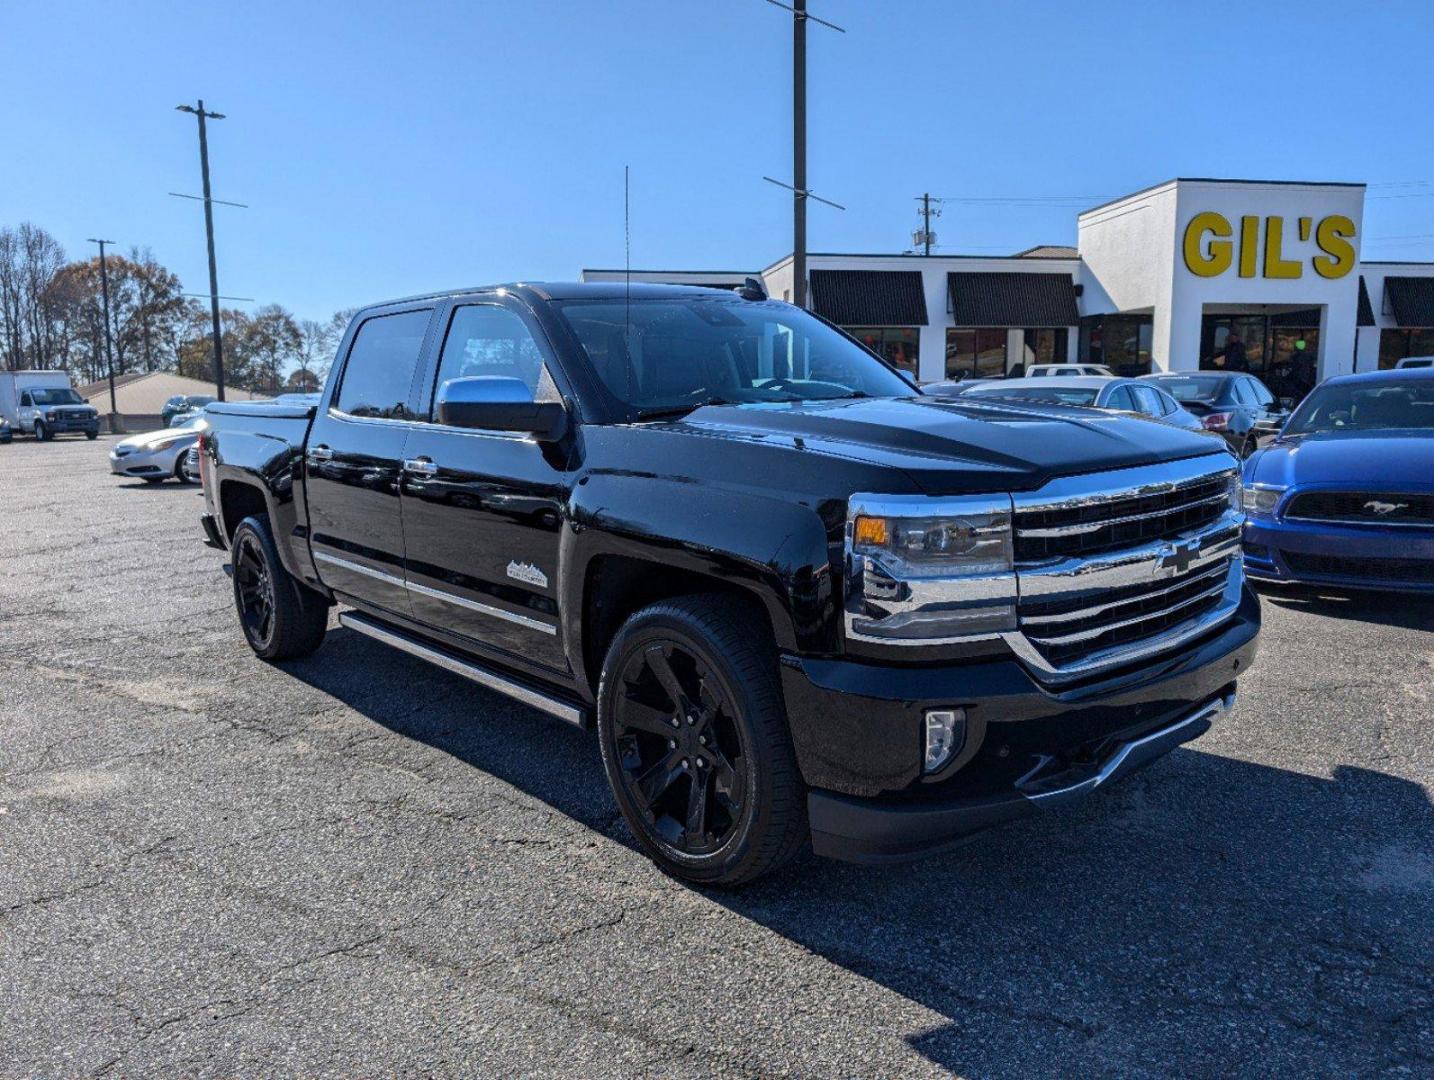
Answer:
[1182,212,1232,277]
[1184,212,1358,280]
[1313,215,1357,279]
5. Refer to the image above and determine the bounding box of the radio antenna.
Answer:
[624,165,631,347]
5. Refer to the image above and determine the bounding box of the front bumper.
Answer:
[782,585,1260,862]
[44,415,100,435]
[110,444,184,478]
[1244,516,1434,593]
[809,692,1233,864]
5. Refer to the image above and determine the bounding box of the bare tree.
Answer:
[0,223,67,371]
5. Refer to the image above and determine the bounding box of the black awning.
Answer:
[948,271,1080,327]
[1384,276,1434,327]
[808,270,928,326]
[1357,276,1376,327]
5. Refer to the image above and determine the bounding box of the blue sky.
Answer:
[3,0,1433,324]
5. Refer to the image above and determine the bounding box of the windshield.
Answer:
[31,388,84,406]
[554,298,916,417]
[1147,375,1225,403]
[1284,378,1434,435]
[966,386,1099,406]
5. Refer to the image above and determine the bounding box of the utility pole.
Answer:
[913,193,943,255]
[175,100,228,400]
[793,0,806,307]
[763,1,844,308]
[87,238,120,430]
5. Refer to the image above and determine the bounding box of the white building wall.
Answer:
[1356,262,1434,371]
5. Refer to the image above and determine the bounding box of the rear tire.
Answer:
[596,594,807,887]
[230,514,329,661]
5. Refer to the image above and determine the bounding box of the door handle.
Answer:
[403,457,438,476]
[308,445,334,462]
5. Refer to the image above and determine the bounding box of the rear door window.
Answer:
[1130,385,1165,416]
[1104,386,1135,411]
[335,310,432,419]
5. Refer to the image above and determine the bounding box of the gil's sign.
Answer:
[1182,212,1356,280]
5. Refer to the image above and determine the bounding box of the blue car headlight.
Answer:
[1242,485,1285,516]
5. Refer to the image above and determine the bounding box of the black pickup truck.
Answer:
[197,282,1259,885]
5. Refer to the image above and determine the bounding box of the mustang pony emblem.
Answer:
[1363,500,1407,517]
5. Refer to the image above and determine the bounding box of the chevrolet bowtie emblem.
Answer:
[1363,500,1407,517]
[1156,540,1198,576]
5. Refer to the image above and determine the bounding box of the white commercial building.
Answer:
[584,178,1434,391]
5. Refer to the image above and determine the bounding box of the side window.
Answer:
[335,310,431,419]
[1249,378,1275,406]
[431,304,553,414]
[1128,385,1157,416]
[1156,388,1179,416]
[20,392,31,406]
[1105,386,1135,411]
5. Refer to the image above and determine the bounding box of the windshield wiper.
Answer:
[633,397,736,421]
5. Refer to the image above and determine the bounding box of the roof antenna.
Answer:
[624,165,631,336]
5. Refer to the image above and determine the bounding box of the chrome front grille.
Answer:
[1018,556,1232,669]
[1009,456,1243,681]
[1013,470,1230,561]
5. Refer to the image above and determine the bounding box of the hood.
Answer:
[119,427,200,451]
[667,397,1227,494]
[1247,429,1434,491]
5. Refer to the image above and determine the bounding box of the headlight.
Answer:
[1228,472,1244,513]
[1242,485,1284,515]
[846,494,1017,642]
[150,438,184,452]
[852,507,1012,579]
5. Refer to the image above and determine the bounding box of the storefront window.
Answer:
[946,328,1007,379]
[1018,328,1069,371]
[847,326,920,376]
[1379,328,1434,369]
[1080,315,1152,375]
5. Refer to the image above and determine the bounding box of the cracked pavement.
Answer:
[1,435,1431,1078]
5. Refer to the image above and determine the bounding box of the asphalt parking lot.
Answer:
[1,434,1430,1078]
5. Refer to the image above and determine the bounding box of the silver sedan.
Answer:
[926,376,1210,434]
[109,418,204,484]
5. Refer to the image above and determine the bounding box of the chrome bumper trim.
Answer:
[1023,692,1234,809]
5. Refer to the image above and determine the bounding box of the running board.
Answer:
[337,610,588,728]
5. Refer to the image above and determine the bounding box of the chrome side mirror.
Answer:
[436,376,566,440]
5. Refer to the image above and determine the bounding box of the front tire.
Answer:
[596,595,807,887]
[33,421,49,441]
[85,430,98,440]
[174,450,195,484]
[230,514,329,661]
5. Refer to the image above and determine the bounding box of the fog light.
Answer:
[924,708,967,773]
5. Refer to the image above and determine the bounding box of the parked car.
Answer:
[162,394,216,426]
[0,370,100,440]
[1395,356,1433,370]
[1241,368,1433,592]
[0,416,11,444]
[109,416,204,484]
[1142,371,1286,457]
[196,282,1258,886]
[1025,363,1114,378]
[928,376,1208,433]
[168,410,204,428]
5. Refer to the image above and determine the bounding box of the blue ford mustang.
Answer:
[1241,368,1434,592]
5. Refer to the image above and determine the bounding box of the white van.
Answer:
[0,371,101,440]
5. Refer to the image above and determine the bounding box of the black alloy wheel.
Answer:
[597,595,807,886]
[228,515,329,661]
[611,640,748,857]
[234,530,277,652]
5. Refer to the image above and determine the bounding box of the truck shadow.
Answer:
[1255,583,1434,631]
[286,625,1433,1078]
